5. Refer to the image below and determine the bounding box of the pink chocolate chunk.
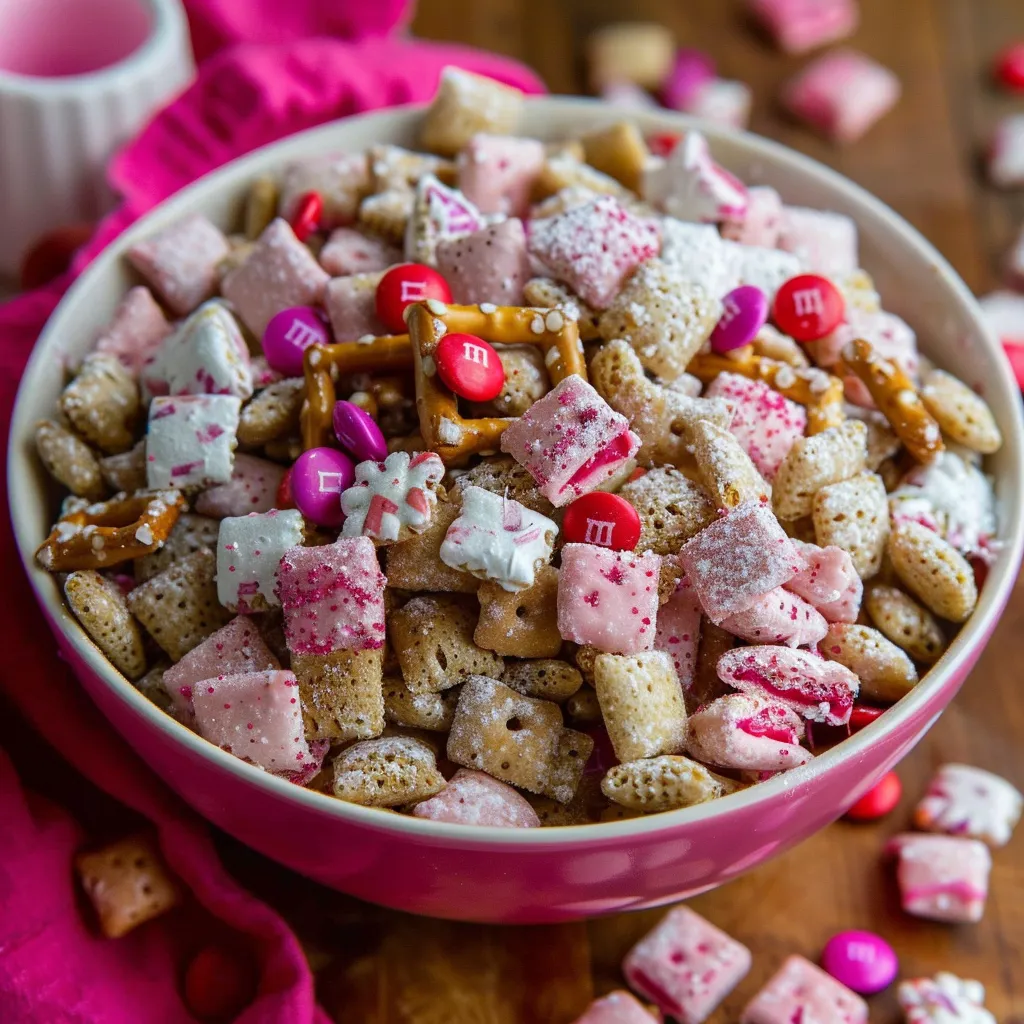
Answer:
[887,833,992,924]
[785,540,862,623]
[686,692,810,772]
[741,955,867,1024]
[500,374,641,507]
[678,502,805,623]
[747,0,858,54]
[221,218,330,337]
[557,544,661,655]
[704,372,806,480]
[527,195,661,309]
[436,218,532,306]
[192,669,314,776]
[721,185,784,248]
[94,286,172,375]
[411,769,541,827]
[275,537,387,655]
[127,214,230,316]
[319,227,401,277]
[719,586,828,648]
[457,134,546,217]
[654,569,702,691]
[162,616,280,719]
[195,453,287,518]
[717,645,860,726]
[572,991,657,1024]
[624,906,752,1024]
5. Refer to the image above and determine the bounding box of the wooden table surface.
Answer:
[242,2,1024,1021]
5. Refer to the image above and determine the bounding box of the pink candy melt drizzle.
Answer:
[734,715,799,745]
[562,430,635,492]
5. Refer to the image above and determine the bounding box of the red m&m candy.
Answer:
[845,770,902,821]
[435,333,504,402]
[773,274,845,342]
[995,43,1024,93]
[289,191,323,243]
[849,703,885,732]
[562,492,641,551]
[375,263,452,333]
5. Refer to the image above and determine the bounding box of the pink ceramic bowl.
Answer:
[9,100,1024,923]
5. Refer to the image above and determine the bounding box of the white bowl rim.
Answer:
[10,96,1024,847]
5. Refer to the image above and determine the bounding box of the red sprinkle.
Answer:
[845,770,902,821]
[647,132,682,158]
[773,274,845,342]
[289,191,323,243]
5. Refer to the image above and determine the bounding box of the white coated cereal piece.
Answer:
[35,420,105,500]
[811,470,889,578]
[420,67,524,156]
[341,450,445,545]
[820,623,918,703]
[332,736,446,807]
[888,452,997,563]
[888,520,978,623]
[898,973,995,1024]
[920,369,1002,454]
[864,583,947,664]
[216,509,305,613]
[141,301,253,401]
[688,419,772,510]
[59,354,140,454]
[772,419,868,521]
[440,485,557,592]
[594,650,688,762]
[145,394,241,490]
[658,218,740,297]
[685,78,753,130]
[65,570,147,679]
[602,755,736,813]
[914,764,1023,848]
[778,205,858,276]
[989,113,1024,189]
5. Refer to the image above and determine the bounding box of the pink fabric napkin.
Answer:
[0,3,544,1021]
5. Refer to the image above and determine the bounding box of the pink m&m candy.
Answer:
[710,285,769,353]
[333,400,387,462]
[662,48,716,110]
[262,307,329,377]
[435,333,504,402]
[291,446,354,527]
[774,274,845,342]
[995,42,1024,93]
[375,263,452,334]
[821,931,898,995]
[561,492,641,551]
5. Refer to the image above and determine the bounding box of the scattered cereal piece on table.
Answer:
[898,973,996,1024]
[571,990,657,1024]
[475,565,563,657]
[747,0,859,54]
[332,735,446,807]
[914,763,1023,847]
[740,955,867,1024]
[887,833,991,923]
[586,21,676,91]
[412,768,541,827]
[64,570,147,679]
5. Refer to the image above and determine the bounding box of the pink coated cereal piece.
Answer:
[988,114,1024,188]
[127,214,230,316]
[192,669,314,776]
[411,768,541,827]
[717,645,860,726]
[785,539,863,623]
[778,206,858,277]
[557,544,661,654]
[318,227,401,277]
[215,509,305,613]
[500,374,641,506]
[278,152,369,228]
[94,286,172,375]
[527,195,661,310]
[741,955,867,1024]
[654,570,702,691]
[684,78,753,130]
[141,301,253,401]
[572,990,658,1024]
[898,973,996,1024]
[162,616,280,719]
[623,906,752,1024]
[642,130,748,224]
[704,372,807,479]
[457,133,546,217]
[194,453,286,518]
[719,586,828,648]
[747,0,858,54]
[145,394,241,491]
[914,764,1023,847]
[435,218,532,306]
[687,693,811,772]
[275,537,387,655]
[722,186,784,248]
[221,219,330,337]
[324,271,388,342]
[678,502,805,623]
[783,49,901,144]
[887,833,992,924]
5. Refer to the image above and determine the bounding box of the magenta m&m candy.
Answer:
[435,333,504,402]
[561,492,642,551]
[845,770,901,821]
[333,399,387,462]
[821,931,898,995]
[710,285,769,353]
[995,42,1024,93]
[262,306,330,377]
[375,263,452,334]
[773,274,845,342]
[290,447,354,527]
[289,190,323,242]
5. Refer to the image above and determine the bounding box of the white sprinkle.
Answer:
[136,523,155,546]
[308,349,321,367]
[426,299,449,315]
[479,302,497,314]
[545,310,564,332]
[357,334,376,344]
[530,315,545,335]
[91,535,105,551]
[422,355,437,376]
[437,417,463,444]
[433,318,447,337]
[545,347,561,369]
[774,365,796,389]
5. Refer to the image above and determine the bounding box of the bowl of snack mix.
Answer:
[10,75,1024,923]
